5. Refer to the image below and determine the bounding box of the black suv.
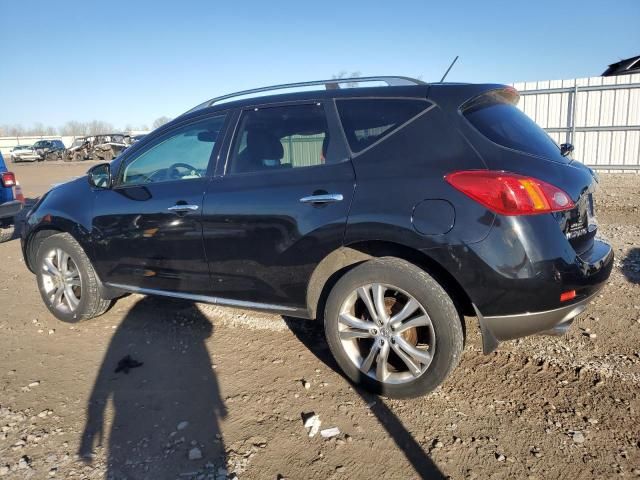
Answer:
[21,76,613,398]
[33,139,66,161]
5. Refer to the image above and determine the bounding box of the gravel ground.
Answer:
[0,163,638,479]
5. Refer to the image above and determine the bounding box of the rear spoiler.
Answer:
[426,83,512,112]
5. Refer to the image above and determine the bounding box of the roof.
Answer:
[602,55,640,76]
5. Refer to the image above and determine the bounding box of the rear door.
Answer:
[201,101,354,310]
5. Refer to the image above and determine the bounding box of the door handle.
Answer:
[167,204,199,212]
[299,193,344,205]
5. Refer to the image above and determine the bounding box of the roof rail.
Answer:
[185,76,426,114]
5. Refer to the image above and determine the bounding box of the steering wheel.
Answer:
[144,162,201,183]
[167,163,200,180]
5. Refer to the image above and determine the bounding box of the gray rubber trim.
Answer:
[474,289,602,354]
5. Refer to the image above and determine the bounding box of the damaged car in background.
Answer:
[65,134,133,162]
[33,139,66,161]
[92,134,132,161]
[65,136,92,162]
[9,144,39,162]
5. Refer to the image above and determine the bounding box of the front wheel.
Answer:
[35,233,112,322]
[324,257,463,398]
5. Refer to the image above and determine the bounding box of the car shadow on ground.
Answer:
[283,317,446,480]
[621,248,640,284]
[79,296,227,479]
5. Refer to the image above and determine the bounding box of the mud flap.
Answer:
[473,304,499,354]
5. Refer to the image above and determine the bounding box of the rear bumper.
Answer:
[0,200,22,221]
[474,284,605,354]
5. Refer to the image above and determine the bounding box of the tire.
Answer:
[0,225,14,243]
[324,257,464,398]
[35,233,112,322]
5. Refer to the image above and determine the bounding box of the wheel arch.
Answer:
[25,225,123,300]
[307,240,474,321]
[24,226,66,273]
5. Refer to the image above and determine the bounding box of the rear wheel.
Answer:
[35,233,112,322]
[324,257,463,398]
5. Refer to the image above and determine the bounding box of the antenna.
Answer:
[439,56,459,83]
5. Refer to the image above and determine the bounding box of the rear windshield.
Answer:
[463,89,567,162]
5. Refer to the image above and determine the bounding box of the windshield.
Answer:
[463,89,568,163]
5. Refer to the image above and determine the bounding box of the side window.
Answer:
[229,103,334,174]
[120,115,225,186]
[336,98,431,153]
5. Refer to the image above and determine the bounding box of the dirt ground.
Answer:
[0,161,639,480]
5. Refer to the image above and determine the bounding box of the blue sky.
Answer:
[1,0,638,129]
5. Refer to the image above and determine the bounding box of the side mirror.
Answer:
[88,163,112,189]
[560,143,574,157]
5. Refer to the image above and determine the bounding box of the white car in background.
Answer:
[9,145,39,162]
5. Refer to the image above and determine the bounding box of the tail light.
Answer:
[445,170,574,215]
[1,172,16,188]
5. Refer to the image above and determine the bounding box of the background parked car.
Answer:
[9,144,39,162]
[0,151,22,242]
[33,139,66,161]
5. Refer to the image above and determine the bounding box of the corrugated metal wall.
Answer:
[281,134,324,168]
[513,73,640,171]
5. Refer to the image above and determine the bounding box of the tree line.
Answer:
[0,116,171,137]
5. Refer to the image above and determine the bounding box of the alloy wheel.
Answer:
[40,247,82,314]
[338,283,436,385]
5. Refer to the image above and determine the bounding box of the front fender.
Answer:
[23,177,96,270]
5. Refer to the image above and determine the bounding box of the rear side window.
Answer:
[337,99,430,153]
[463,89,567,162]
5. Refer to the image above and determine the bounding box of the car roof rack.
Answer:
[185,76,426,114]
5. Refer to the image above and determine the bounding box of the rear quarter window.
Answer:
[463,89,568,163]
[337,98,431,154]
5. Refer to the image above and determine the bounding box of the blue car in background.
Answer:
[0,151,22,242]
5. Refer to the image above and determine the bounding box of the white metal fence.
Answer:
[513,74,640,171]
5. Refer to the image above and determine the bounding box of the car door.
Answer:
[201,101,355,311]
[91,113,229,295]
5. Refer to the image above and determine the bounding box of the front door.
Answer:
[92,113,228,294]
[202,102,355,310]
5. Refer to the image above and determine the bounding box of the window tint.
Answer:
[121,115,225,186]
[336,98,430,153]
[229,103,332,174]
[463,89,567,162]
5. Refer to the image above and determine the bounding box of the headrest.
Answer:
[247,129,284,160]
